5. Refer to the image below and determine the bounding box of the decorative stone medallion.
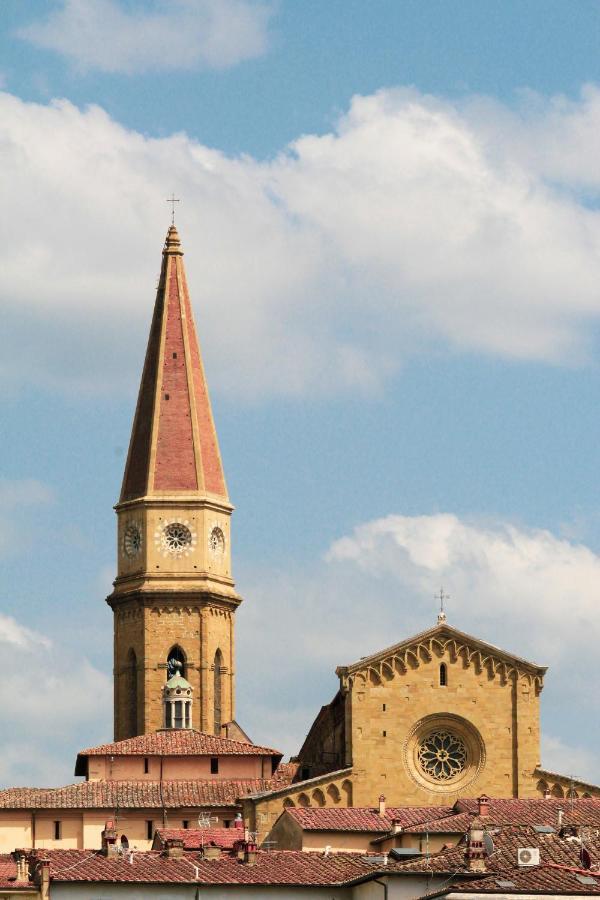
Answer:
[155,519,197,558]
[122,522,142,558]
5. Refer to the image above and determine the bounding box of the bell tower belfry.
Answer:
[107,225,241,740]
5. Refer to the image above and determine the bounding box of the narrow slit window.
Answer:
[440,663,448,686]
[54,821,61,841]
[210,757,219,775]
[146,820,153,841]
[143,757,149,774]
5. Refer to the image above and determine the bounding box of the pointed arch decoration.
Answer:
[213,648,223,736]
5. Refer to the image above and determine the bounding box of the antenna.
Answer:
[483,832,495,856]
[197,814,218,829]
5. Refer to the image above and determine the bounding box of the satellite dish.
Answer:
[581,847,592,870]
[483,832,495,856]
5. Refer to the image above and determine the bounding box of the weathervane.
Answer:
[166,193,180,225]
[434,587,450,624]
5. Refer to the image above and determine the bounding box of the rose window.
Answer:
[123,523,142,558]
[417,731,467,781]
[162,523,192,554]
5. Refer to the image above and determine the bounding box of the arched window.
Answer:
[120,835,129,850]
[440,663,448,687]
[167,645,186,679]
[213,649,223,736]
[127,649,138,738]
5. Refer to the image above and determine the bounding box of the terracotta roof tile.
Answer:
[154,828,242,850]
[287,806,453,833]
[453,797,600,827]
[0,779,277,810]
[77,730,281,759]
[39,849,407,886]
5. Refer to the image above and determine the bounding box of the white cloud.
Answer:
[0,617,111,786]
[17,0,272,74]
[0,613,51,650]
[4,87,600,398]
[327,512,600,663]
[237,512,600,782]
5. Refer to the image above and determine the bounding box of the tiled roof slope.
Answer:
[77,730,281,758]
[0,855,20,890]
[448,866,600,895]
[154,828,241,850]
[454,797,600,826]
[0,779,277,810]
[39,849,408,886]
[288,806,453,832]
[396,825,600,875]
[120,225,227,502]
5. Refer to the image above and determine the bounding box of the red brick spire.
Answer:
[120,226,227,502]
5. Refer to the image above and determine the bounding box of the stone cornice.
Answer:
[336,623,546,689]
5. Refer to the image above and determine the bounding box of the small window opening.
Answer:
[172,352,177,359]
[121,835,129,850]
[440,663,448,686]
[182,820,189,830]
[143,757,149,774]
[146,820,153,841]
[224,820,231,829]
[54,820,61,841]
[382,703,386,711]
[210,757,219,774]
[383,730,387,737]
[164,393,170,400]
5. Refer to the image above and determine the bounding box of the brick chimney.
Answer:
[378,795,386,817]
[244,842,257,866]
[13,850,29,883]
[101,821,118,858]
[391,817,403,834]
[203,845,222,860]
[544,788,551,800]
[163,838,184,859]
[34,859,50,900]
[234,813,244,831]
[478,795,490,817]
[465,826,486,873]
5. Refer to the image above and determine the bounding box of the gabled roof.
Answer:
[120,225,227,503]
[75,729,281,773]
[336,622,547,682]
[35,849,410,887]
[0,779,279,810]
[286,806,453,833]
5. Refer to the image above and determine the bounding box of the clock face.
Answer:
[155,519,197,558]
[123,523,142,558]
[209,526,225,555]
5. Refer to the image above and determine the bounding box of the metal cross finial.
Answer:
[434,587,450,624]
[166,193,180,225]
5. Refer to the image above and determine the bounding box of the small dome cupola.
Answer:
[163,660,193,729]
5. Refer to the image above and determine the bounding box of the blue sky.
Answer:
[2,0,600,788]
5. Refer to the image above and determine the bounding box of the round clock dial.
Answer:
[123,523,142,558]
[209,526,225,555]
[155,519,197,558]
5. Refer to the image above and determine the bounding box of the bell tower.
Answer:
[107,225,242,740]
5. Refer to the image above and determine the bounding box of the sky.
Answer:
[1,0,600,789]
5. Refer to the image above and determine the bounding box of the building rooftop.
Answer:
[75,729,282,771]
[0,778,284,810]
